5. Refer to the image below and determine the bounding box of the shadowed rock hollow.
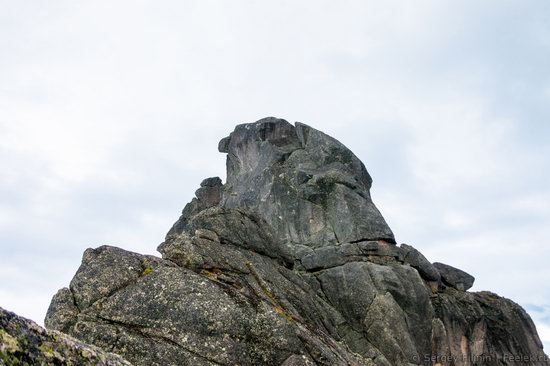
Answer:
[44,118,549,366]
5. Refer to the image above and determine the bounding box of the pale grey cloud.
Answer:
[1,0,549,349]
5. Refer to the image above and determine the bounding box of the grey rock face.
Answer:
[185,207,293,265]
[1,306,131,365]
[400,244,441,282]
[166,176,223,239]
[46,287,79,333]
[432,289,549,366]
[433,262,475,291]
[46,118,549,366]
[171,117,395,247]
[48,245,371,366]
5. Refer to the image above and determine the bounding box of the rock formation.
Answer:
[0,306,131,365]
[44,118,549,365]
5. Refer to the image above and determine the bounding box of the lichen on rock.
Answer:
[1,306,132,365]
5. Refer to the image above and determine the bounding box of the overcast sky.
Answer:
[1,0,549,350]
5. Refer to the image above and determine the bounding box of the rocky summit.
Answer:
[42,118,548,365]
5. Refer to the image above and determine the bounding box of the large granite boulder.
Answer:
[45,118,549,366]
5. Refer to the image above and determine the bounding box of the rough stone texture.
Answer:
[171,117,395,247]
[431,289,549,366]
[45,118,549,366]
[166,177,223,239]
[400,244,440,282]
[1,306,131,365]
[48,245,371,366]
[433,262,476,291]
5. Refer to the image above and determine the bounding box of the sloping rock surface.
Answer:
[46,118,549,366]
[1,306,131,365]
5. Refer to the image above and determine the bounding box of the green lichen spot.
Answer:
[200,268,221,281]
[38,343,55,358]
[0,330,20,353]
[142,267,154,276]
[80,348,93,358]
[0,350,20,366]
[19,337,29,348]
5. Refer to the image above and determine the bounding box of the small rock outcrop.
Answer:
[433,262,476,291]
[1,306,131,365]
[45,118,549,365]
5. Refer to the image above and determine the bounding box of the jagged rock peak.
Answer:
[169,117,395,247]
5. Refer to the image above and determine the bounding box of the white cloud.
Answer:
[1,1,549,352]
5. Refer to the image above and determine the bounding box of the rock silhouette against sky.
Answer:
[34,118,549,365]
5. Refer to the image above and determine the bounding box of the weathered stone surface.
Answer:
[363,292,419,365]
[1,306,131,365]
[218,117,395,247]
[400,243,440,282]
[47,245,372,366]
[343,262,434,360]
[431,289,549,366]
[281,354,315,366]
[67,246,170,311]
[297,240,403,271]
[45,118,549,366]
[433,262,475,291]
[45,287,79,333]
[187,207,293,265]
[166,176,222,239]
